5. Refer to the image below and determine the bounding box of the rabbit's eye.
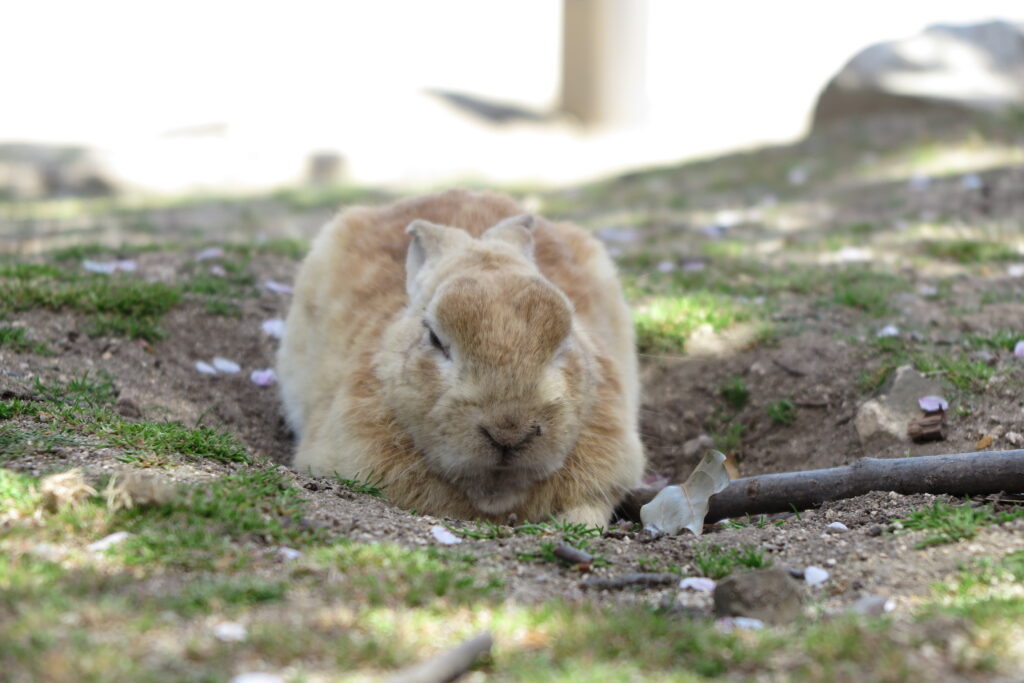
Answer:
[427,327,450,359]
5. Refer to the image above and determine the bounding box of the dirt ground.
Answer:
[2,111,1024,679]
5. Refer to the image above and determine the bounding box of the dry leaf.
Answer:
[39,469,96,512]
[975,434,994,450]
[640,450,731,536]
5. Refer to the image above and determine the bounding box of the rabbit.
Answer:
[276,189,644,527]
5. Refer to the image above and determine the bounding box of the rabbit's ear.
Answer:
[482,214,535,260]
[406,219,461,298]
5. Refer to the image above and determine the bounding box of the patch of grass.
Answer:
[48,243,165,262]
[115,467,315,569]
[829,269,907,316]
[226,238,308,261]
[693,543,771,579]
[0,424,85,459]
[0,326,51,354]
[712,420,745,454]
[203,298,241,316]
[335,473,387,497]
[161,575,288,615]
[765,398,796,425]
[106,421,251,464]
[310,542,502,607]
[914,352,995,393]
[720,376,749,410]
[33,371,116,407]
[900,501,1024,549]
[723,514,783,530]
[0,269,180,341]
[922,239,1018,264]
[634,292,753,354]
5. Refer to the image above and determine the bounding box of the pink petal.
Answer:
[195,247,225,261]
[1015,341,1024,358]
[261,319,286,339]
[263,280,293,294]
[195,361,217,375]
[679,577,716,591]
[250,368,277,386]
[212,357,240,374]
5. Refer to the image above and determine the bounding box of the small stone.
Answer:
[850,594,895,617]
[713,567,802,624]
[213,621,247,642]
[114,396,142,419]
[968,350,997,366]
[804,566,830,585]
[1005,431,1024,447]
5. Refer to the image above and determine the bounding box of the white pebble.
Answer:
[230,675,284,683]
[276,547,302,561]
[87,531,132,552]
[804,566,830,585]
[430,525,462,545]
[213,621,247,642]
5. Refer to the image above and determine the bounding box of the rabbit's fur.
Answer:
[277,190,644,526]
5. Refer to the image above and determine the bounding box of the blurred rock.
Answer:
[0,143,119,199]
[813,20,1024,129]
[713,567,803,624]
[855,365,946,448]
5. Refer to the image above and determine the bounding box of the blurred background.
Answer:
[2,0,1023,252]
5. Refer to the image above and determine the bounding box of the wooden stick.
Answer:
[386,632,493,683]
[619,449,1024,523]
[582,572,679,591]
[553,542,594,566]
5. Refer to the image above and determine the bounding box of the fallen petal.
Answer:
[261,318,286,339]
[213,621,247,642]
[195,361,217,375]
[656,260,675,273]
[115,259,137,272]
[826,521,849,532]
[83,260,118,274]
[716,616,765,632]
[1008,264,1024,278]
[212,357,241,374]
[804,566,829,586]
[87,531,132,552]
[679,577,716,591]
[263,280,294,294]
[918,395,948,413]
[431,525,462,545]
[1015,341,1024,358]
[209,265,228,277]
[250,368,277,386]
[195,247,225,261]
[876,324,899,338]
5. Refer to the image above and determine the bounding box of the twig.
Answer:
[618,449,1024,523]
[386,632,493,683]
[581,572,679,590]
[772,358,807,377]
[553,542,594,566]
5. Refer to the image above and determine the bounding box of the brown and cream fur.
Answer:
[276,190,644,526]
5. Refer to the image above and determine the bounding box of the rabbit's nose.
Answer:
[479,422,542,459]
